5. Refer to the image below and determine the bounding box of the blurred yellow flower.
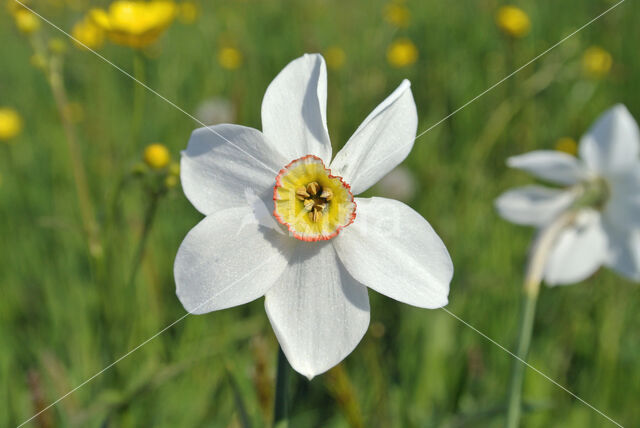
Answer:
[324,46,346,70]
[90,1,176,49]
[169,162,180,176]
[383,3,410,28]
[495,5,530,38]
[13,9,41,34]
[178,1,198,23]
[387,38,418,68]
[554,137,578,156]
[143,143,171,169]
[218,47,243,70]
[582,46,612,79]
[72,16,105,50]
[49,38,67,54]
[0,108,23,142]
[164,174,179,188]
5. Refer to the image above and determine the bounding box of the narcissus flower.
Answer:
[90,1,176,49]
[176,54,453,378]
[496,105,640,285]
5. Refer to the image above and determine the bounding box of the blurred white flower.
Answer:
[376,165,417,201]
[194,97,234,125]
[496,104,640,285]
[175,54,453,378]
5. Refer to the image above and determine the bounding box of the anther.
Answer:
[309,209,322,222]
[296,187,310,200]
[307,182,320,196]
[303,199,315,211]
[320,188,333,201]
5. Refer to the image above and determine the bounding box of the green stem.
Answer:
[127,191,160,288]
[273,346,290,428]
[505,211,576,428]
[46,52,102,259]
[132,53,146,146]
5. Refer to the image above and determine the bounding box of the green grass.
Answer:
[1,0,639,426]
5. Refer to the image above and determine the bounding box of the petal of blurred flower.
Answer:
[194,97,234,125]
[495,186,576,227]
[176,54,453,378]
[506,150,587,185]
[579,104,640,175]
[544,209,608,285]
[376,165,416,202]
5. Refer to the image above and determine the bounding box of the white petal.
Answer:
[579,104,640,174]
[544,210,608,286]
[506,150,586,185]
[265,243,370,379]
[261,54,332,162]
[330,80,417,195]
[181,124,286,215]
[604,227,640,282]
[333,197,452,309]
[174,207,292,314]
[495,186,576,227]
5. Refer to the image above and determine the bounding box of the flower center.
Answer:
[273,155,356,241]
[574,177,610,210]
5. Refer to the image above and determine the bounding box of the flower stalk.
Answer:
[506,210,576,427]
[273,346,290,428]
[33,36,101,258]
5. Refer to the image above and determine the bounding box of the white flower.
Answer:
[496,104,640,286]
[175,54,453,378]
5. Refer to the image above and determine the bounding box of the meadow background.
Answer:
[1,0,639,426]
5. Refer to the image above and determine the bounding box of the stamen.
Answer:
[320,188,333,200]
[306,182,320,196]
[273,155,356,241]
[309,209,322,222]
[296,187,310,200]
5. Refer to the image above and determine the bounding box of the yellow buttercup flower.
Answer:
[143,143,171,169]
[495,5,530,38]
[13,8,41,34]
[383,3,410,28]
[582,46,612,79]
[218,47,243,70]
[387,38,418,68]
[72,16,105,50]
[554,137,578,156]
[178,1,198,23]
[324,46,346,70]
[90,1,176,49]
[0,108,23,142]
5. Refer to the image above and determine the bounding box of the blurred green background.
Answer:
[1,0,638,426]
